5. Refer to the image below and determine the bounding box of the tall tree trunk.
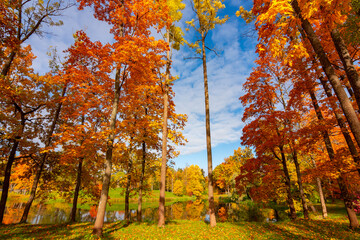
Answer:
[0,139,21,224]
[308,86,358,228]
[291,0,360,149]
[0,113,25,224]
[125,157,133,222]
[92,68,121,236]
[201,32,216,227]
[316,177,328,218]
[137,141,146,222]
[279,146,297,220]
[317,78,360,175]
[158,29,170,227]
[20,83,67,223]
[292,150,309,219]
[337,175,359,229]
[331,28,360,110]
[310,155,328,218]
[70,157,83,222]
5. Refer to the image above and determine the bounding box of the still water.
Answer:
[4,200,243,225]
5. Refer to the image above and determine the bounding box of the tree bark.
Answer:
[292,150,309,219]
[201,32,216,227]
[0,111,26,224]
[310,154,328,218]
[20,83,67,223]
[137,141,146,222]
[337,175,359,229]
[70,157,83,222]
[125,157,133,222]
[158,29,170,227]
[0,139,21,224]
[279,146,297,220]
[291,0,360,149]
[1,51,16,77]
[92,68,121,236]
[316,177,328,218]
[331,28,360,110]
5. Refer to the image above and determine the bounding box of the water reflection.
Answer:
[4,200,274,225]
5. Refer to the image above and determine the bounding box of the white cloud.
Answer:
[173,19,256,156]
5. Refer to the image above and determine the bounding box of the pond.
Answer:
[3,199,277,225]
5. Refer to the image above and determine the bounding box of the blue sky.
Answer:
[27,0,257,173]
[171,0,257,172]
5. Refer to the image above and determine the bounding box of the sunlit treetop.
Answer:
[167,0,186,51]
[185,0,228,54]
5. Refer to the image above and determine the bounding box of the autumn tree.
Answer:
[173,179,184,196]
[184,165,205,199]
[75,0,185,234]
[213,147,253,194]
[0,0,72,224]
[0,46,52,224]
[158,0,186,227]
[186,0,228,227]
[237,0,360,227]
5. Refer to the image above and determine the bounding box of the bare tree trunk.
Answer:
[137,141,146,222]
[291,0,360,149]
[201,32,216,227]
[70,157,83,222]
[158,29,170,227]
[92,68,122,236]
[292,150,309,219]
[20,83,67,223]
[331,28,360,110]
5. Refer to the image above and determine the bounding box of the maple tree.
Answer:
[0,0,72,224]
[0,46,52,224]
[236,0,360,228]
[74,0,176,235]
[213,147,253,194]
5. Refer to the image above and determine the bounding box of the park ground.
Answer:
[1,204,360,239]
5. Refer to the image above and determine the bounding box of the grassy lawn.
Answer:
[1,199,360,239]
[1,217,360,240]
[3,194,360,239]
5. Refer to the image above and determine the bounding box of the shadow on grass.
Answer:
[228,217,360,239]
[0,223,73,239]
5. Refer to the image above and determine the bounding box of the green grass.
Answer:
[4,193,360,239]
[1,217,360,240]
